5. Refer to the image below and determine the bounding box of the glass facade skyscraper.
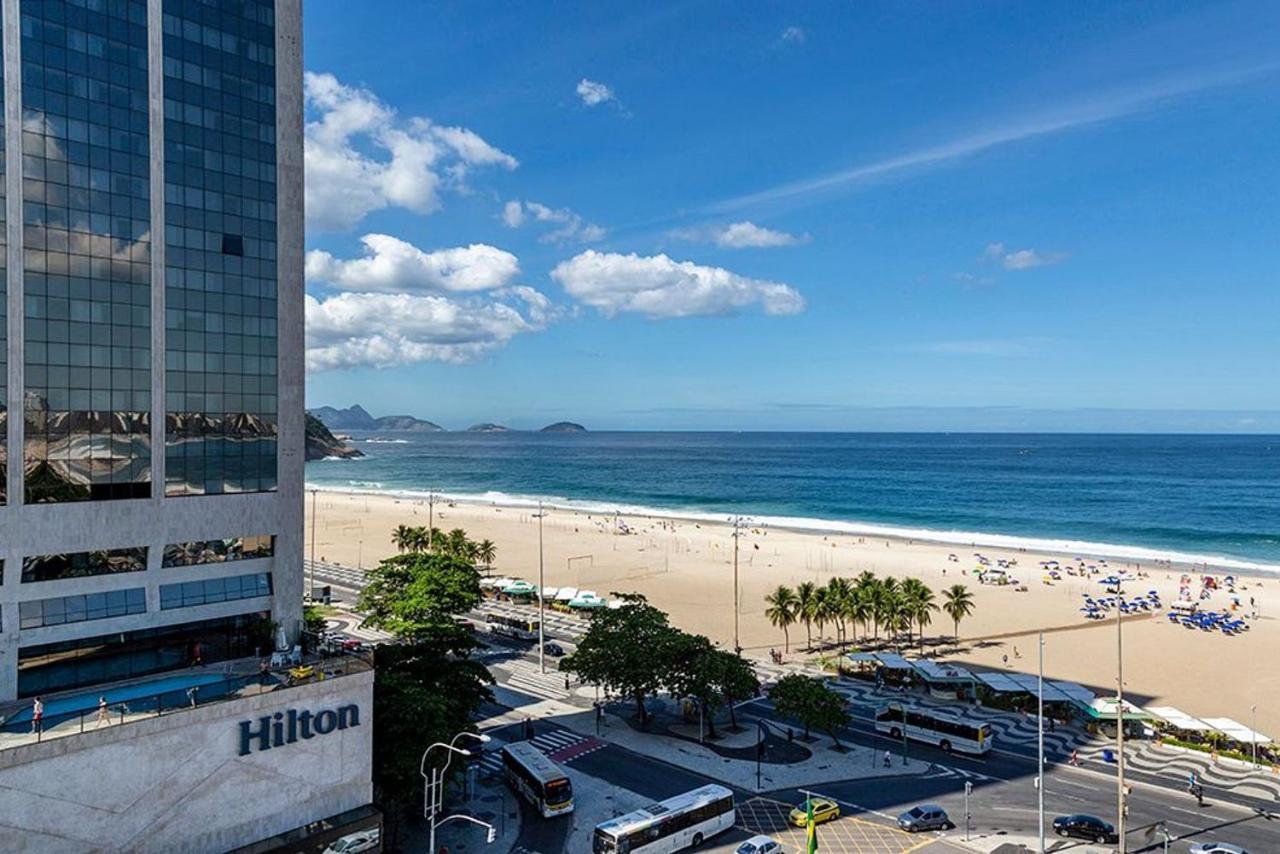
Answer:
[0,0,302,702]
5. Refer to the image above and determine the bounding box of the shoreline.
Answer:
[304,480,1280,577]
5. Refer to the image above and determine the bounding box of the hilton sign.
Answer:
[239,704,361,755]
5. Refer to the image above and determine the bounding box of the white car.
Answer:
[736,835,782,854]
[1189,844,1248,854]
[322,828,380,854]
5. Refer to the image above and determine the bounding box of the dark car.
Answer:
[897,804,951,832]
[543,641,565,657]
[1053,814,1117,844]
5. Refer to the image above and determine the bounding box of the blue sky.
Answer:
[302,1,1280,431]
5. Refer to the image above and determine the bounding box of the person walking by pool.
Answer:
[96,697,110,727]
[31,697,43,734]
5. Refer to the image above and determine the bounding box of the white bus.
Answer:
[875,704,993,755]
[592,784,735,853]
[487,613,540,641]
[500,741,574,817]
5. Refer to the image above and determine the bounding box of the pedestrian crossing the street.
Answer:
[477,729,604,776]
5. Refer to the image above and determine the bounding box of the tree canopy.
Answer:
[357,551,482,641]
[769,674,851,746]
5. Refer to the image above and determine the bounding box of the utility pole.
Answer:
[1251,703,1258,767]
[538,500,546,674]
[1117,577,1127,853]
[732,516,741,653]
[1038,631,1045,853]
[964,780,972,842]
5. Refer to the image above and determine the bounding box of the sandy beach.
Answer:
[307,489,1280,735]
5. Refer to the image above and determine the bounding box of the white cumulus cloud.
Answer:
[670,220,807,249]
[305,288,551,371]
[576,78,616,107]
[304,71,518,232]
[551,250,806,319]
[501,199,605,244]
[983,242,1067,270]
[306,234,521,293]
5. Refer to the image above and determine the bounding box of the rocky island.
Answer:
[539,422,587,432]
[310,404,443,433]
[464,423,510,432]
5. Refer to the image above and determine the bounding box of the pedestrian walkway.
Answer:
[477,728,604,776]
[493,659,574,702]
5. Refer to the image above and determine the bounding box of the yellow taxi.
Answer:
[789,797,840,827]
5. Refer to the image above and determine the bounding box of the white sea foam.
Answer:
[303,482,1280,575]
[363,438,409,444]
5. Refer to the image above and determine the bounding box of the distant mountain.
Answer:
[540,422,586,433]
[465,423,510,432]
[310,405,443,433]
[305,413,364,461]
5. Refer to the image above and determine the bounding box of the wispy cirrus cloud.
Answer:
[704,60,1280,214]
[502,199,606,244]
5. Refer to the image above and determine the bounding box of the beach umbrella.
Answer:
[503,580,536,596]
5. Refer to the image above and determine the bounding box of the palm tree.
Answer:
[392,524,413,553]
[941,584,976,649]
[764,585,798,653]
[874,577,900,644]
[476,539,497,573]
[795,582,818,650]
[901,579,937,653]
[405,526,428,553]
[446,528,470,556]
[825,577,852,648]
[843,583,872,646]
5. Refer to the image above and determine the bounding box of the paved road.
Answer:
[739,697,1280,853]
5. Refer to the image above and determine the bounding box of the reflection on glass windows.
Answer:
[162,534,274,567]
[17,611,268,697]
[22,547,148,584]
[0,34,7,505]
[163,0,278,496]
[18,587,147,630]
[21,0,153,503]
[159,572,271,610]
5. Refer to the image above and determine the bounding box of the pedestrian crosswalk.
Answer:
[499,660,573,701]
[929,764,998,783]
[477,729,604,776]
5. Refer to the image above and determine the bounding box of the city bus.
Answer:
[875,704,993,755]
[592,784,735,853]
[500,741,574,817]
[486,613,540,641]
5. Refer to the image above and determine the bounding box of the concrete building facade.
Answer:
[0,669,375,853]
[0,0,304,702]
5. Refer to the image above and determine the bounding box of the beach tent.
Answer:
[1201,717,1273,747]
[568,591,606,609]
[536,586,559,600]
[1082,698,1151,722]
[554,587,578,603]
[502,580,536,596]
[872,652,915,670]
[913,659,976,685]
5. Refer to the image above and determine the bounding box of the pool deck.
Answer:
[0,651,371,751]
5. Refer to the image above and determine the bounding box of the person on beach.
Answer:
[97,697,110,727]
[31,697,43,734]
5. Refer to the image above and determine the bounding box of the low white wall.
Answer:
[0,670,373,853]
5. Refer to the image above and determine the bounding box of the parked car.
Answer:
[735,835,782,854]
[1052,814,1118,844]
[897,804,951,832]
[321,827,380,854]
[789,797,839,826]
[1189,843,1249,854]
[542,641,565,657]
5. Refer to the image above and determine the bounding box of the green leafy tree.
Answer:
[303,604,327,636]
[560,594,676,725]
[714,648,760,730]
[764,585,797,653]
[665,633,724,739]
[942,584,976,648]
[357,551,482,641]
[769,674,851,747]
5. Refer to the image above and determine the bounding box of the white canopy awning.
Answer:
[1201,717,1272,745]
[1146,706,1213,732]
[913,659,975,683]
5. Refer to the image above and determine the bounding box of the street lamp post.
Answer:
[756,720,767,791]
[732,516,741,654]
[1116,577,1127,854]
[309,488,318,600]
[1251,703,1258,767]
[422,731,491,853]
[537,501,546,674]
[1037,632,1045,854]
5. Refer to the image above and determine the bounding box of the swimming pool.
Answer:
[6,671,231,724]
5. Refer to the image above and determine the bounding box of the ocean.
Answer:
[305,432,1280,571]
